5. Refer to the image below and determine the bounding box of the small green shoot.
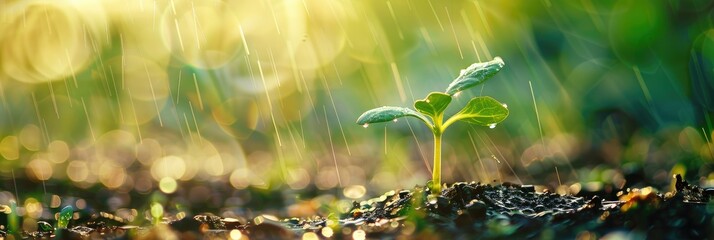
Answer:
[57,205,73,229]
[357,57,509,193]
[150,202,164,225]
[6,200,19,236]
[38,221,53,232]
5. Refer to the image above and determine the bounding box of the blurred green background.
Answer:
[1,0,714,221]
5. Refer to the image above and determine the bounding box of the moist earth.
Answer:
[2,174,713,239]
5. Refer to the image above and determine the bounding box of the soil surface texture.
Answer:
[2,174,713,239]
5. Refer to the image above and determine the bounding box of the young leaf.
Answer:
[150,202,164,225]
[448,96,508,126]
[38,221,53,232]
[414,92,452,118]
[8,200,18,234]
[356,106,431,126]
[445,57,505,95]
[57,205,73,229]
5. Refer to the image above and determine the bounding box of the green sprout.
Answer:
[150,202,164,225]
[57,205,73,229]
[357,57,509,193]
[8,201,19,235]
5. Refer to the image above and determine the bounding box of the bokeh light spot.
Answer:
[67,160,89,182]
[162,0,243,69]
[151,155,187,180]
[343,185,366,199]
[99,162,126,189]
[287,168,311,190]
[321,227,334,238]
[136,139,163,166]
[159,177,178,194]
[0,0,107,83]
[19,125,42,151]
[47,140,70,163]
[229,229,243,240]
[24,198,43,219]
[352,229,366,240]
[0,136,20,160]
[75,199,87,210]
[229,168,251,189]
[27,158,53,181]
[302,232,318,240]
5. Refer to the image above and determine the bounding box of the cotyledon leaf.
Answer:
[57,205,73,229]
[38,221,53,232]
[356,106,431,126]
[445,57,505,95]
[414,92,452,118]
[449,96,509,126]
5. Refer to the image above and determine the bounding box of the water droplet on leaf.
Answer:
[392,119,398,122]
[489,123,497,129]
[502,103,508,108]
[362,124,369,128]
[453,91,462,97]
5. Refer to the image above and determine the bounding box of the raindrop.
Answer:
[392,119,398,122]
[492,155,501,164]
[426,99,431,103]
[363,124,369,128]
[489,123,497,129]
[502,103,508,108]
[453,91,462,97]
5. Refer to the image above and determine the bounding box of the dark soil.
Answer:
[2,174,713,239]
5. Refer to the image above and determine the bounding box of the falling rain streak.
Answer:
[47,81,59,119]
[529,81,546,154]
[321,71,352,155]
[146,64,163,127]
[323,105,342,187]
[445,7,463,59]
[192,73,204,111]
[189,101,202,145]
[467,131,488,182]
[127,90,143,143]
[390,62,407,103]
[256,55,282,147]
[704,128,714,160]
[474,130,522,184]
[80,98,96,142]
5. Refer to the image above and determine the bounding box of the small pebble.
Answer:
[399,190,411,199]
[520,185,535,193]
[465,200,487,218]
